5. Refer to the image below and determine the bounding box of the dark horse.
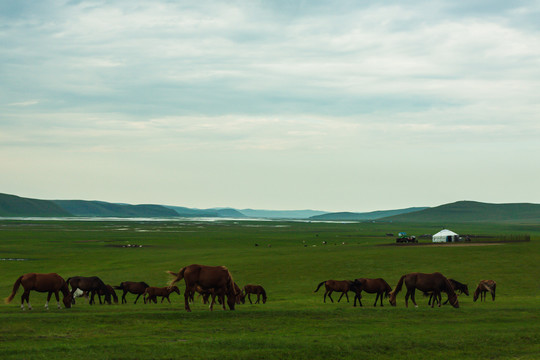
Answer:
[389,272,459,308]
[425,278,469,306]
[242,284,267,304]
[114,281,150,304]
[167,264,237,312]
[473,280,496,302]
[67,276,111,305]
[352,278,392,307]
[5,273,72,310]
[314,280,360,303]
[143,286,180,304]
[76,284,119,304]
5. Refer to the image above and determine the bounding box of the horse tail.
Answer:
[113,282,123,290]
[5,275,24,304]
[167,267,186,286]
[389,275,406,305]
[314,281,326,293]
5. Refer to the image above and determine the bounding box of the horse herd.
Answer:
[4,265,495,311]
[315,274,497,308]
[4,264,267,312]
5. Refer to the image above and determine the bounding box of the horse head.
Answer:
[63,293,73,308]
[170,286,180,295]
[462,284,469,296]
[448,293,460,308]
[388,291,397,306]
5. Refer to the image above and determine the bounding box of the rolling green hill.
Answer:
[54,200,179,217]
[382,201,540,223]
[310,207,428,221]
[0,193,72,217]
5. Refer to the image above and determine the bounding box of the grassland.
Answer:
[1,219,539,359]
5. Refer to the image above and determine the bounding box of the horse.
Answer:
[67,276,111,305]
[5,273,72,310]
[425,278,469,306]
[167,264,237,312]
[114,281,150,304]
[352,278,392,307]
[75,284,118,304]
[242,284,267,304]
[314,280,360,303]
[143,286,180,304]
[473,280,496,302]
[389,272,459,308]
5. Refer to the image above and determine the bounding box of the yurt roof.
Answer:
[433,229,458,237]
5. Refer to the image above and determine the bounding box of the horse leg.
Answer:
[248,293,253,304]
[221,295,226,310]
[374,293,379,307]
[122,290,127,304]
[410,289,418,307]
[23,290,32,310]
[90,291,96,305]
[53,291,60,309]
[184,289,192,312]
[255,294,260,304]
[45,291,52,310]
[404,290,410,308]
[344,291,350,303]
[328,291,334,303]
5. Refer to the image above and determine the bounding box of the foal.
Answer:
[143,286,180,304]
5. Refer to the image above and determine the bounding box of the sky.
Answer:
[1,0,539,212]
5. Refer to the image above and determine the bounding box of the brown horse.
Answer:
[77,284,119,304]
[167,264,237,312]
[143,286,180,304]
[5,273,72,310]
[352,278,392,307]
[425,278,469,306]
[473,280,496,302]
[195,282,244,306]
[114,281,150,304]
[243,284,267,304]
[314,280,359,303]
[67,276,111,305]
[389,272,459,308]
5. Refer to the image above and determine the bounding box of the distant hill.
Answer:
[166,206,246,218]
[382,201,540,223]
[239,209,327,219]
[310,207,428,221]
[0,193,72,217]
[54,200,178,218]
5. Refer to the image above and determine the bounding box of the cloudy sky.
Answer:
[1,1,539,212]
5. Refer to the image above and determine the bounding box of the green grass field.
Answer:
[1,219,539,359]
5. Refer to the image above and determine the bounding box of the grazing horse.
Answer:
[74,285,119,304]
[314,280,359,303]
[352,278,392,307]
[167,264,237,312]
[114,281,150,304]
[143,286,180,304]
[243,284,267,304]
[389,272,459,308]
[5,273,72,310]
[425,278,469,306]
[67,276,111,305]
[473,280,496,302]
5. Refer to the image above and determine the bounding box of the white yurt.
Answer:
[432,229,459,243]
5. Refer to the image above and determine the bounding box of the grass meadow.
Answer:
[0,219,539,359]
